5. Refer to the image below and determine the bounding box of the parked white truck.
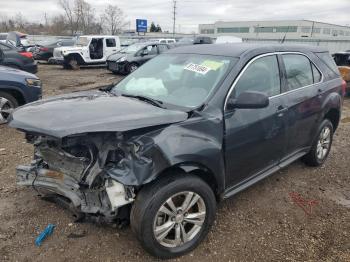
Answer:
[52,35,121,69]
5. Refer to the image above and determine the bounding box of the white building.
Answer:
[199,20,350,39]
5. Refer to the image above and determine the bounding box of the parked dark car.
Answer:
[33,39,75,61]
[0,42,38,73]
[0,49,41,124]
[9,44,344,258]
[333,51,350,95]
[106,42,170,74]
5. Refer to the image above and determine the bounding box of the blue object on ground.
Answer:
[35,224,56,246]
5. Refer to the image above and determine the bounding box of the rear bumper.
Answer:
[34,52,52,61]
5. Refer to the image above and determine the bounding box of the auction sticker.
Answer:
[184,63,211,75]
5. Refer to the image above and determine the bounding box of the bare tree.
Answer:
[59,0,76,35]
[101,4,125,35]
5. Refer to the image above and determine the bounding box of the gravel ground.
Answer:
[0,64,349,261]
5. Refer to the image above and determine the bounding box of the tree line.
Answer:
[0,0,130,35]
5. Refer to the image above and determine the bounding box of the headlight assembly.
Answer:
[26,78,42,88]
[118,57,126,62]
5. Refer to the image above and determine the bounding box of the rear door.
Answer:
[224,54,288,187]
[278,53,324,159]
[104,38,118,58]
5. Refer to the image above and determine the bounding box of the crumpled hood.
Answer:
[9,91,188,138]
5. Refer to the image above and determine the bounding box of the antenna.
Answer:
[173,0,177,36]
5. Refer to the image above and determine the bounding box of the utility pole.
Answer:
[172,0,177,36]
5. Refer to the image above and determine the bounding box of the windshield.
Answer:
[76,37,89,46]
[120,43,145,54]
[112,54,236,108]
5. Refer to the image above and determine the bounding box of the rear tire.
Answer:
[130,173,216,259]
[302,119,333,166]
[0,91,18,124]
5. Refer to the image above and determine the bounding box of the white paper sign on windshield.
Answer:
[184,63,211,75]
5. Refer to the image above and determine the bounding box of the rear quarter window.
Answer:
[315,52,340,79]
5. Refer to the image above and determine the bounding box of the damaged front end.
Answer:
[16,132,151,224]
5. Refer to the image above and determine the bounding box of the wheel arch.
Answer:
[64,53,84,64]
[151,162,221,199]
[0,86,26,105]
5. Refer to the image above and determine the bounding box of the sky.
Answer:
[0,0,349,33]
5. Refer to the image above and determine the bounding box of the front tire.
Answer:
[127,63,138,74]
[0,91,18,124]
[303,119,333,166]
[69,58,80,70]
[130,173,216,259]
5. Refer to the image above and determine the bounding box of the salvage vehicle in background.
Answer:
[9,44,344,258]
[0,49,41,124]
[52,35,121,69]
[5,31,31,51]
[107,42,170,74]
[333,51,350,95]
[0,42,38,74]
[0,33,7,43]
[33,39,75,61]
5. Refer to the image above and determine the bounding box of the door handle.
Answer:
[276,106,288,117]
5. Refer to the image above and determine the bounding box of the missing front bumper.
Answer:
[16,165,134,221]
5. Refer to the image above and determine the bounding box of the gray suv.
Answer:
[9,44,344,259]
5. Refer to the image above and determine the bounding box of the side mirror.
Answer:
[226,91,269,110]
[141,49,148,56]
[0,49,4,63]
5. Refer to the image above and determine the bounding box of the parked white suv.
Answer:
[53,35,121,69]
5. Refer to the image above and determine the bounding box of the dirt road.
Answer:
[0,64,349,261]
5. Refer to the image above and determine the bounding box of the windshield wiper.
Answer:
[122,94,165,109]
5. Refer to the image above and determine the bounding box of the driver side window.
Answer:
[233,55,281,98]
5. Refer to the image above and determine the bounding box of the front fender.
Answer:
[106,112,225,193]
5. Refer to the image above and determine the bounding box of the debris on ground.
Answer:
[35,224,56,246]
[289,192,318,216]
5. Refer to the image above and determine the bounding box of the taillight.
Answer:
[341,80,346,97]
[19,51,33,59]
[39,47,49,52]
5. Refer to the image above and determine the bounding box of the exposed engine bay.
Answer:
[16,132,153,224]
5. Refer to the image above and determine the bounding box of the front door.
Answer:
[224,54,288,187]
[138,44,158,65]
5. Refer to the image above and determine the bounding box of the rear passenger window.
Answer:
[312,64,322,83]
[234,55,280,97]
[282,54,313,90]
[106,38,116,47]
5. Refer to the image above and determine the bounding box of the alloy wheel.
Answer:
[153,191,206,248]
[0,97,14,124]
[316,126,331,160]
